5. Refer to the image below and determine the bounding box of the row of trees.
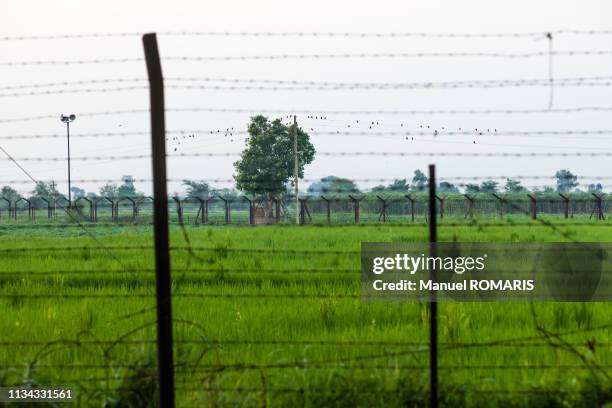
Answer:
[0,116,605,206]
[0,176,143,202]
[369,169,603,194]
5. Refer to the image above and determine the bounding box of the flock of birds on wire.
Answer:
[165,114,499,152]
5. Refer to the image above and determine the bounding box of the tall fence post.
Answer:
[143,32,175,408]
[428,164,438,408]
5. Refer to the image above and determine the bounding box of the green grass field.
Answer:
[1,220,611,407]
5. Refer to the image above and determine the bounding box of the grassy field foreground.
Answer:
[0,221,611,407]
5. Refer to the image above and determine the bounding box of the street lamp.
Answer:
[60,114,76,208]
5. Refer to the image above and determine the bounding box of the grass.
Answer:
[0,219,611,407]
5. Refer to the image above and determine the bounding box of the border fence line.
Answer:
[0,192,607,225]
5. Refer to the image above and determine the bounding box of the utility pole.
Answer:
[60,114,76,208]
[293,115,299,224]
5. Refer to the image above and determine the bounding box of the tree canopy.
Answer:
[411,170,428,192]
[308,176,360,195]
[504,178,526,193]
[372,178,410,193]
[234,115,315,198]
[99,175,142,198]
[32,181,62,200]
[479,180,499,193]
[1,185,20,202]
[183,180,211,199]
[555,169,578,192]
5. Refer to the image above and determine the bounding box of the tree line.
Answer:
[0,116,605,206]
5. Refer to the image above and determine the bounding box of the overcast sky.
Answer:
[1,0,611,196]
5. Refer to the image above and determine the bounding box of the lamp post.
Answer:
[60,114,76,208]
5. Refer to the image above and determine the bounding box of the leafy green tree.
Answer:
[183,180,210,199]
[323,178,359,194]
[388,179,409,192]
[588,183,603,193]
[411,170,428,192]
[32,181,62,200]
[371,178,408,193]
[1,185,20,201]
[309,176,349,194]
[555,169,578,192]
[438,182,459,193]
[480,180,499,193]
[504,178,526,193]
[464,184,480,194]
[234,115,315,215]
[70,186,86,198]
[99,184,118,197]
[117,175,141,197]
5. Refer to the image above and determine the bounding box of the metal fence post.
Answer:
[591,193,605,220]
[321,195,331,224]
[492,193,504,218]
[527,194,537,219]
[428,164,438,408]
[143,32,175,408]
[559,193,569,219]
[243,196,254,225]
[435,195,444,219]
[464,194,474,219]
[349,195,360,223]
[376,195,387,222]
[406,195,415,222]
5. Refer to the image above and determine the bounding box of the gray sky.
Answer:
[1,0,611,196]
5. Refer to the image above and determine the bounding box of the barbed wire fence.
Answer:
[0,29,611,407]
